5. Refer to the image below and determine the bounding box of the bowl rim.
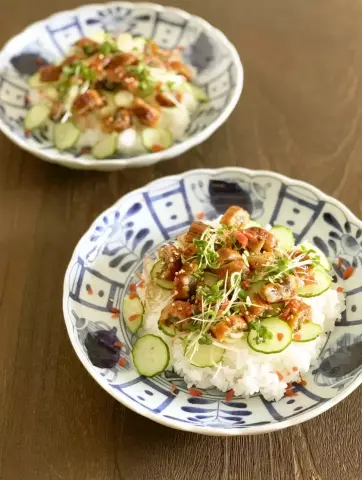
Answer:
[63,167,362,435]
[0,2,243,170]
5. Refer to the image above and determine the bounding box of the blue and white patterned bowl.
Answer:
[63,168,362,435]
[0,2,242,170]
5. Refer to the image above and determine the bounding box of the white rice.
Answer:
[137,234,346,401]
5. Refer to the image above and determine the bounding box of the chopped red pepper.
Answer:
[196,212,205,220]
[129,283,137,292]
[169,383,177,395]
[286,371,291,376]
[234,231,248,247]
[343,266,355,280]
[293,334,302,341]
[276,370,284,381]
[24,129,31,137]
[111,313,119,319]
[129,314,141,322]
[86,285,93,295]
[285,389,296,397]
[114,341,123,349]
[129,292,138,300]
[118,357,127,367]
[188,387,202,397]
[337,286,344,293]
[292,366,298,372]
[150,144,164,152]
[225,389,235,402]
[110,307,120,314]
[277,332,284,342]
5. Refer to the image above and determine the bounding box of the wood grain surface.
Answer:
[1,0,362,479]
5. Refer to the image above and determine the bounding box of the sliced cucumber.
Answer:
[114,90,134,108]
[185,343,225,367]
[270,225,295,250]
[158,319,176,337]
[301,241,330,271]
[293,322,321,342]
[204,272,219,286]
[179,83,209,102]
[245,220,261,228]
[247,317,292,354]
[141,127,173,151]
[151,260,174,290]
[24,104,50,130]
[99,92,117,117]
[189,83,209,102]
[53,122,80,150]
[247,280,265,295]
[298,268,332,298]
[28,72,42,88]
[132,334,170,377]
[122,293,144,333]
[92,133,118,159]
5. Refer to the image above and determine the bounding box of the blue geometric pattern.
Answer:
[63,168,362,434]
[0,3,242,168]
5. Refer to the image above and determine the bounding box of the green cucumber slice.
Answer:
[28,72,42,88]
[151,260,174,290]
[298,268,332,298]
[185,343,225,367]
[24,104,50,130]
[53,122,81,150]
[141,127,173,151]
[293,322,321,342]
[99,92,117,117]
[247,317,292,354]
[301,241,330,271]
[270,225,295,250]
[122,293,144,333]
[158,319,176,337]
[92,133,118,159]
[204,272,219,286]
[132,334,170,377]
[179,83,209,102]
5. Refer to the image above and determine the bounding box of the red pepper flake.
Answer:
[35,56,44,65]
[24,129,31,137]
[277,332,284,342]
[129,283,137,292]
[225,389,235,402]
[343,266,355,280]
[138,280,145,289]
[188,387,202,397]
[111,313,119,319]
[129,292,138,300]
[114,341,123,349]
[150,144,165,152]
[292,366,298,372]
[286,371,291,376]
[293,334,302,341]
[118,357,127,367]
[337,286,344,293]
[86,286,93,295]
[276,370,284,381]
[169,383,177,395]
[129,314,141,322]
[338,257,343,268]
[196,212,205,220]
[110,307,120,314]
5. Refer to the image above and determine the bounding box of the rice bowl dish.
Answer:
[123,206,346,402]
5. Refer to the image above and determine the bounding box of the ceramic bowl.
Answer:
[63,167,362,435]
[0,2,243,171]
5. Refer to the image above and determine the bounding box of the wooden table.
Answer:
[1,0,362,478]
